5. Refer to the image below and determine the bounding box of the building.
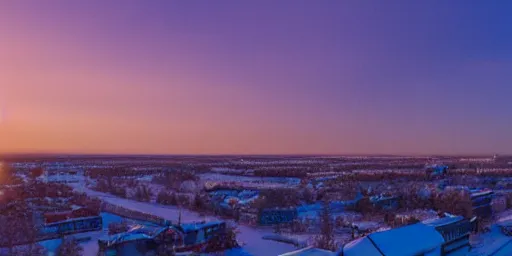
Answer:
[470,188,494,218]
[279,246,334,256]
[425,164,449,177]
[338,216,473,256]
[423,216,473,255]
[340,222,445,256]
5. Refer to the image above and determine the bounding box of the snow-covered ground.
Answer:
[468,226,512,256]
[70,184,297,256]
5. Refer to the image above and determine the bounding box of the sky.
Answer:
[1,1,512,155]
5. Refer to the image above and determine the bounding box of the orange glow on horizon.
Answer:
[2,2,512,156]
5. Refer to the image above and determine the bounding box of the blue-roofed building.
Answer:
[341,223,445,256]
[339,216,473,256]
[423,216,473,255]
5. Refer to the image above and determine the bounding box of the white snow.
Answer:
[468,225,512,256]
[342,237,382,256]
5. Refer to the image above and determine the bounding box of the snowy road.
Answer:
[72,185,297,256]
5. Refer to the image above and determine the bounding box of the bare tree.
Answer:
[134,185,152,202]
[0,201,38,254]
[56,238,83,256]
[315,201,337,251]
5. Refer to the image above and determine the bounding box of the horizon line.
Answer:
[0,151,500,158]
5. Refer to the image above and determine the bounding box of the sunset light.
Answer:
[1,2,512,255]
[1,1,511,156]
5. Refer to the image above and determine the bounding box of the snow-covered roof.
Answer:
[279,246,334,256]
[470,189,494,197]
[342,237,383,256]
[423,216,464,228]
[180,220,225,232]
[343,223,445,256]
[369,223,444,256]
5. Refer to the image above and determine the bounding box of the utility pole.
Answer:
[178,207,182,226]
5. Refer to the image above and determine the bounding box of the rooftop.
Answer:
[179,220,225,232]
[423,216,464,228]
[279,246,334,256]
[343,223,445,256]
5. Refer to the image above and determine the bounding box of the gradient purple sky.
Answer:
[1,1,512,155]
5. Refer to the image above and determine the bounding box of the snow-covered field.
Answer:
[70,184,297,256]
[211,168,255,176]
[198,173,301,190]
[199,173,301,185]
